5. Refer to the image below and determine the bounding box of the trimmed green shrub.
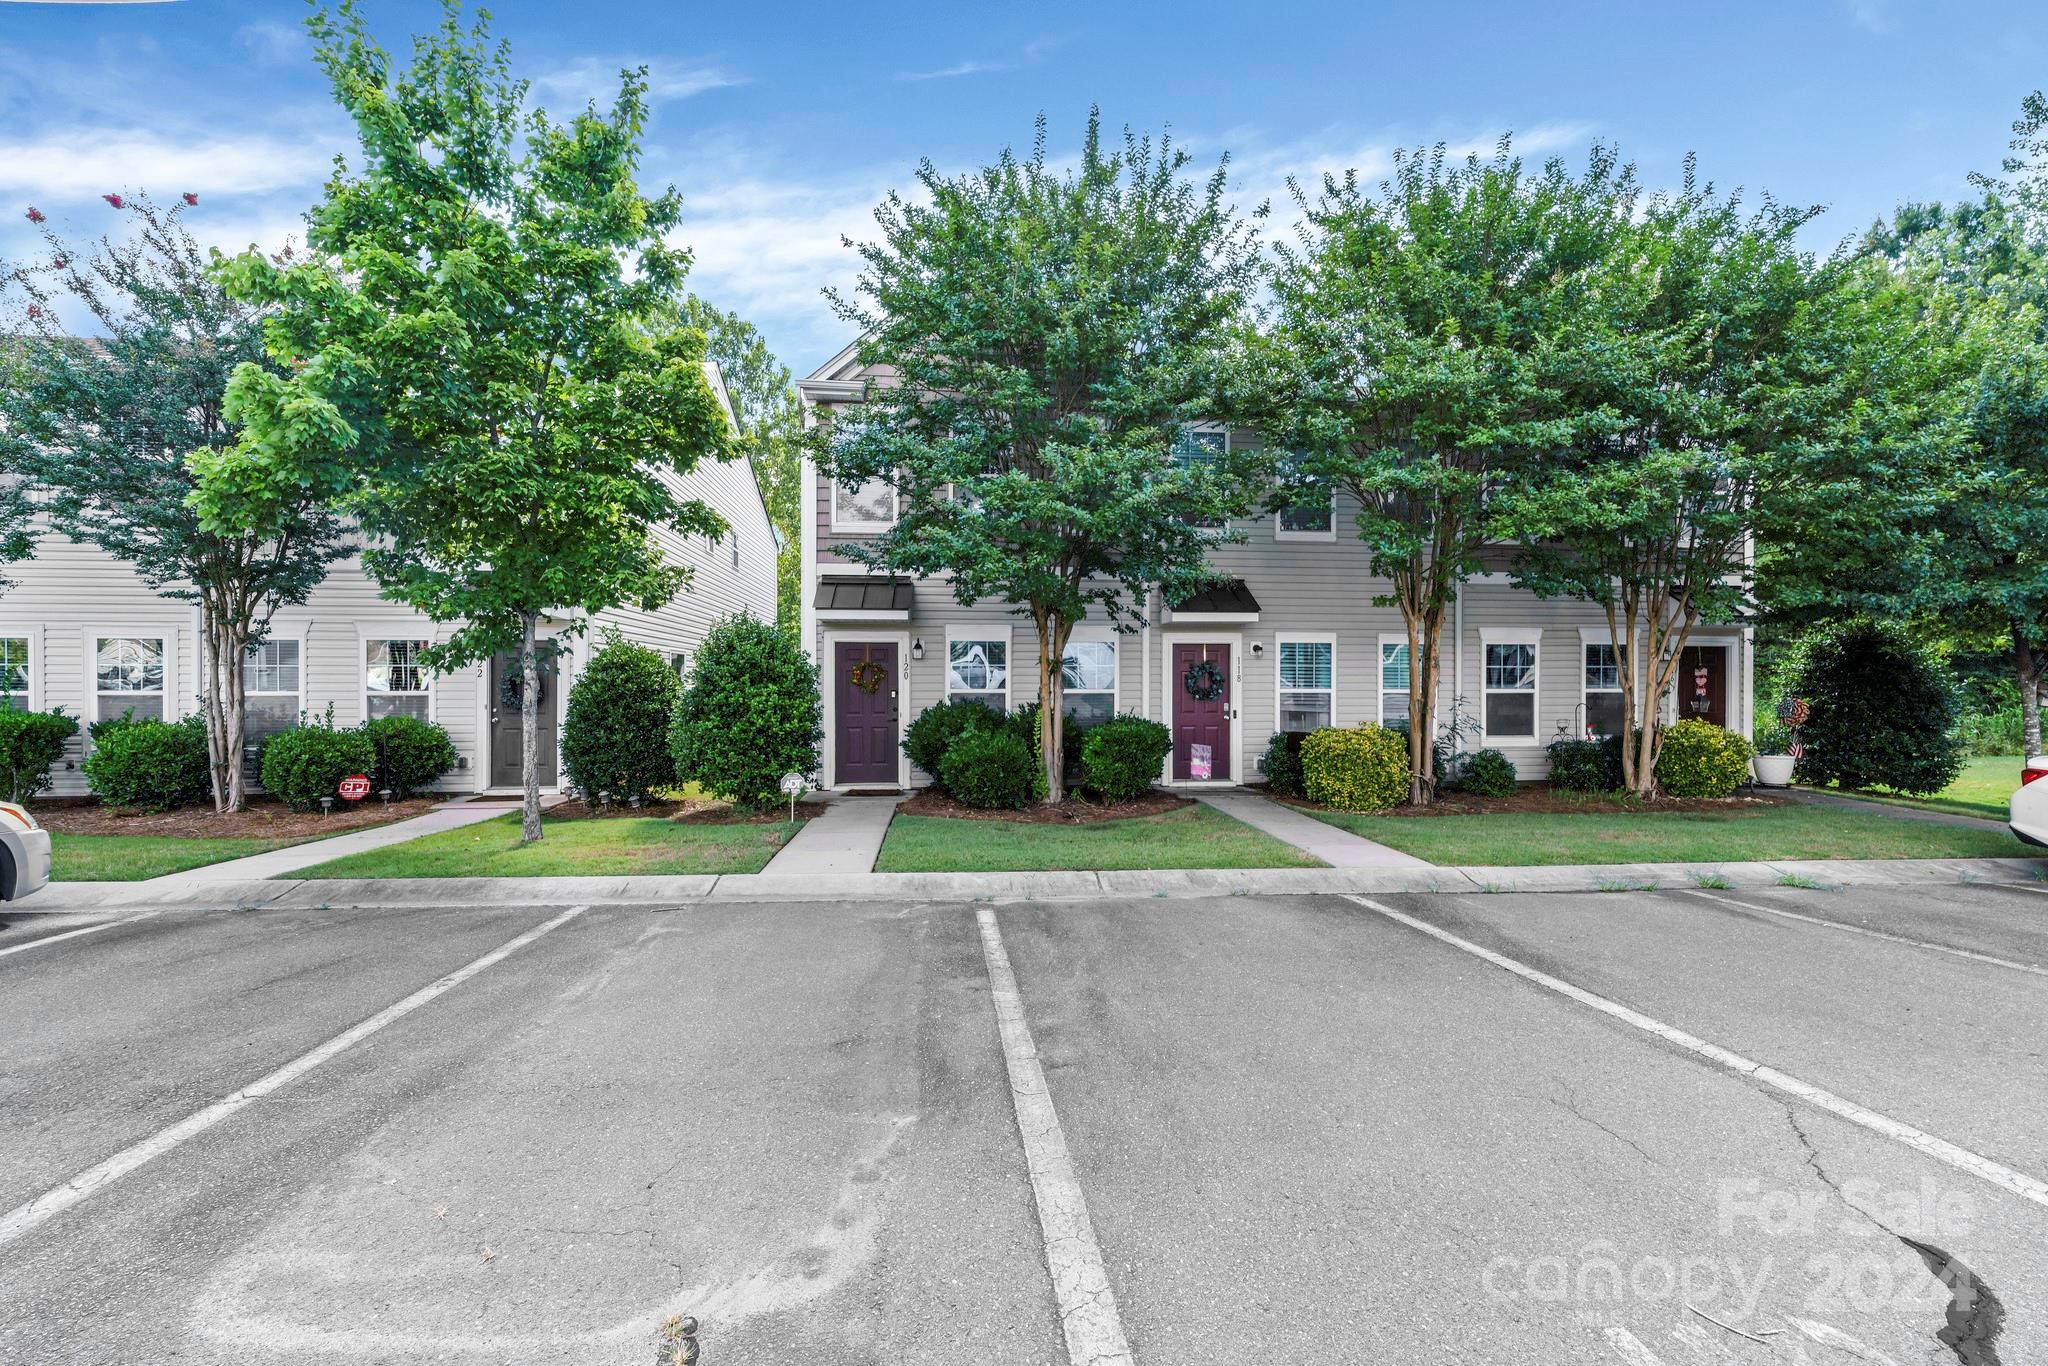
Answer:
[937,727,1036,809]
[1300,724,1409,812]
[1654,718,1754,798]
[82,714,211,812]
[1546,737,1622,793]
[1263,731,1306,797]
[260,712,378,812]
[1791,621,1963,795]
[903,698,1000,784]
[1079,714,1171,801]
[561,634,682,802]
[0,706,79,804]
[365,715,458,798]
[671,615,822,807]
[1460,747,1519,797]
[88,707,144,745]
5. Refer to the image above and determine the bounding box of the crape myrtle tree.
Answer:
[823,112,1268,803]
[1500,167,1870,796]
[194,1,732,843]
[1256,141,1631,805]
[0,194,346,810]
[682,297,806,632]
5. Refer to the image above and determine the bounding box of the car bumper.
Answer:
[4,828,51,901]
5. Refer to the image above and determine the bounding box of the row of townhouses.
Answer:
[797,342,1757,793]
[0,364,778,797]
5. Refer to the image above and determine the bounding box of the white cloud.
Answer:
[236,20,306,66]
[0,129,333,198]
[533,56,745,111]
[1841,1,1897,34]
[897,59,1010,82]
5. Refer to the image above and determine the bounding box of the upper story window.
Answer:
[96,635,165,724]
[829,416,899,531]
[0,636,29,709]
[1276,481,1335,539]
[1172,427,1227,530]
[366,639,431,721]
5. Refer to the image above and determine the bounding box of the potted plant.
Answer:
[1752,696,1807,787]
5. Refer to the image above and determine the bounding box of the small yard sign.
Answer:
[1189,743,1212,781]
[338,774,371,802]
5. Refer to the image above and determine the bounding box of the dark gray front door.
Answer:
[490,651,559,789]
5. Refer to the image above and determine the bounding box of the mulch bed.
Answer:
[546,797,829,826]
[30,795,442,838]
[1271,784,1788,819]
[895,788,1194,823]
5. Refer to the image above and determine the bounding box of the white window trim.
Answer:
[829,474,900,533]
[359,630,435,726]
[0,625,41,711]
[1062,625,1120,720]
[1176,423,1231,531]
[1273,480,1337,542]
[1273,632,1336,734]
[1478,627,1542,747]
[1156,630,1243,785]
[944,624,1014,713]
[1579,638,1626,741]
[1377,632,1414,730]
[85,627,178,729]
[246,630,308,730]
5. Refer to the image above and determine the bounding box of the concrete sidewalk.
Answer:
[760,793,904,875]
[153,797,554,884]
[22,854,2048,913]
[1195,789,1430,868]
[1775,785,2011,832]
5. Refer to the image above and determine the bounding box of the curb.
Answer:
[19,855,2048,912]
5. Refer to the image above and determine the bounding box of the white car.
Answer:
[2009,755,2048,849]
[1,801,51,902]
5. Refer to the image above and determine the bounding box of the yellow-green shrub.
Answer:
[1654,718,1753,797]
[1300,724,1409,811]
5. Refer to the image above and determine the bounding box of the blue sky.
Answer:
[0,0,2042,375]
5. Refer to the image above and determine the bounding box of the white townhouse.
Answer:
[797,342,1757,792]
[0,363,778,798]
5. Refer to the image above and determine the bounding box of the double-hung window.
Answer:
[246,639,302,746]
[365,639,431,721]
[947,634,1009,715]
[1583,642,1626,739]
[1379,639,1411,728]
[96,635,166,724]
[1275,453,1335,540]
[1171,427,1227,529]
[1061,638,1117,727]
[829,417,898,530]
[1482,635,1539,742]
[1277,638,1333,732]
[0,635,29,709]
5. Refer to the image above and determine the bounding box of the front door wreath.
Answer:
[1182,657,1227,701]
[849,658,887,695]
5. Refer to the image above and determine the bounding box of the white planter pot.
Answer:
[1752,754,1796,787]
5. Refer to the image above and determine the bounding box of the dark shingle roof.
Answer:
[1170,579,1261,615]
[814,575,915,614]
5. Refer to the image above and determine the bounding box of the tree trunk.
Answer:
[1401,600,1444,807]
[200,603,249,814]
[2017,623,2043,759]
[519,611,543,844]
[1035,610,1074,805]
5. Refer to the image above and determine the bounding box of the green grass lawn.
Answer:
[51,833,303,882]
[1805,755,2022,821]
[875,805,1320,872]
[1306,801,2038,866]
[296,812,801,878]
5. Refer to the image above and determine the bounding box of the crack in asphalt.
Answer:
[1548,1080,1668,1170]
[1782,1109,2006,1366]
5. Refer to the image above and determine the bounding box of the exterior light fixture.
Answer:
[911,637,924,661]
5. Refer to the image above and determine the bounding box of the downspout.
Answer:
[1452,582,1465,740]
[1141,586,1153,721]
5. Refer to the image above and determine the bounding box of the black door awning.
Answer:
[814,575,915,618]
[1169,579,1261,617]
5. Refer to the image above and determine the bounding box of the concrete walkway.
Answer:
[1195,789,1432,868]
[156,797,553,884]
[759,793,905,876]
[1774,785,2011,832]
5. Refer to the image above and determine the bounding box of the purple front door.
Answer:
[1172,642,1231,781]
[834,641,900,786]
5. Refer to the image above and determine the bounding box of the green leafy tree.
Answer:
[683,297,805,631]
[0,194,345,812]
[1500,168,1859,795]
[193,3,733,842]
[1256,141,1631,803]
[669,614,821,807]
[823,111,1268,802]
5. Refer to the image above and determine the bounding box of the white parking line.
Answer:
[974,906,1134,1366]
[1681,887,2048,977]
[0,912,159,960]
[0,904,588,1250]
[1345,895,2048,1212]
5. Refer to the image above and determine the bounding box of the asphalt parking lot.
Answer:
[2,881,2043,1364]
